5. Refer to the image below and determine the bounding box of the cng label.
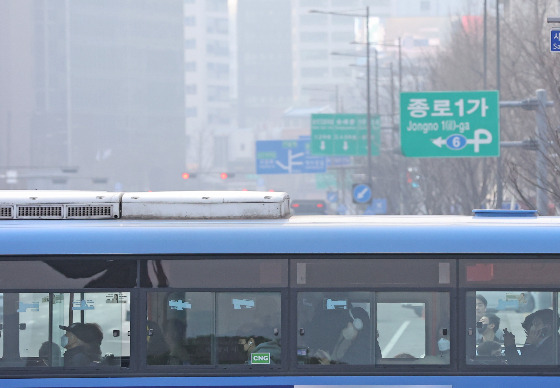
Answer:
[251,353,270,364]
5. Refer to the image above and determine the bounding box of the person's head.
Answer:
[477,340,501,356]
[39,341,62,366]
[394,352,416,359]
[521,311,536,334]
[476,295,487,321]
[529,309,558,337]
[479,313,500,335]
[238,337,256,352]
[341,307,370,342]
[59,323,103,349]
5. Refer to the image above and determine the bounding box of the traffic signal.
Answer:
[181,172,197,179]
[219,172,235,179]
[406,170,419,188]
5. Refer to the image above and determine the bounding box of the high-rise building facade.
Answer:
[0,1,186,190]
[183,0,235,175]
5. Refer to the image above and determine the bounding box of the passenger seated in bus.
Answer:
[478,313,502,343]
[162,318,191,365]
[477,340,502,357]
[475,294,487,322]
[394,353,416,359]
[38,341,62,366]
[146,321,171,365]
[239,335,281,364]
[503,309,560,365]
[475,294,503,343]
[59,323,103,367]
[313,307,379,364]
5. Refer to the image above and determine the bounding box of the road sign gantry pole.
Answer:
[365,6,373,190]
[499,91,554,215]
[310,7,374,191]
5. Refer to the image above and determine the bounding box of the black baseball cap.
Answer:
[59,323,103,345]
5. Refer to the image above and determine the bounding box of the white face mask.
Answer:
[60,335,69,348]
[342,324,358,341]
[438,338,450,352]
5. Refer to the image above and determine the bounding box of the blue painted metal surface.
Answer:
[1,214,560,255]
[3,375,560,388]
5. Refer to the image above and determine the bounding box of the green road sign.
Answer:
[251,353,270,364]
[400,91,500,157]
[315,173,337,189]
[311,114,380,156]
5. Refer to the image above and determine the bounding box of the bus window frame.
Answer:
[142,287,288,372]
[0,289,134,372]
[292,287,455,372]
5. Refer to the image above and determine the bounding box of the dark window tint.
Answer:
[0,259,137,289]
[146,258,288,288]
[146,291,281,366]
[461,257,560,287]
[292,258,454,288]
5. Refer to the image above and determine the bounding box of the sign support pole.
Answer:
[365,6,373,191]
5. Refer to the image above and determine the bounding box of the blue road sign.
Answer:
[337,204,347,215]
[551,29,560,52]
[327,191,338,203]
[327,156,352,167]
[256,140,326,174]
[364,198,387,215]
[352,184,372,204]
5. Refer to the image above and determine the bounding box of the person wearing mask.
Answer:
[478,313,502,343]
[475,294,487,343]
[475,294,503,343]
[59,323,103,367]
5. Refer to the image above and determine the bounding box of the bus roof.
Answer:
[1,211,559,255]
[0,190,558,255]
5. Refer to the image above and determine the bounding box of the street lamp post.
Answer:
[365,7,373,190]
[310,7,374,190]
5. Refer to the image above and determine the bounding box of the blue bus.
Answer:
[1,190,560,388]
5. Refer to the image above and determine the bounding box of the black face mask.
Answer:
[477,324,488,334]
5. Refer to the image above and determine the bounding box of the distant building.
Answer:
[236,0,293,130]
[0,1,186,190]
[183,0,235,175]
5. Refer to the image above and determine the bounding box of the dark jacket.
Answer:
[505,336,559,365]
[63,345,100,367]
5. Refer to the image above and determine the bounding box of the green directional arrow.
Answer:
[311,113,380,156]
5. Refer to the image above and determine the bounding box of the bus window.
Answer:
[297,292,375,365]
[147,292,213,365]
[0,293,3,360]
[146,291,281,366]
[1,292,129,368]
[216,292,281,365]
[17,293,58,366]
[377,292,450,365]
[467,291,555,365]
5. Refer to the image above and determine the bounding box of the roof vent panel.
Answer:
[67,205,114,219]
[0,206,13,219]
[17,205,63,219]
